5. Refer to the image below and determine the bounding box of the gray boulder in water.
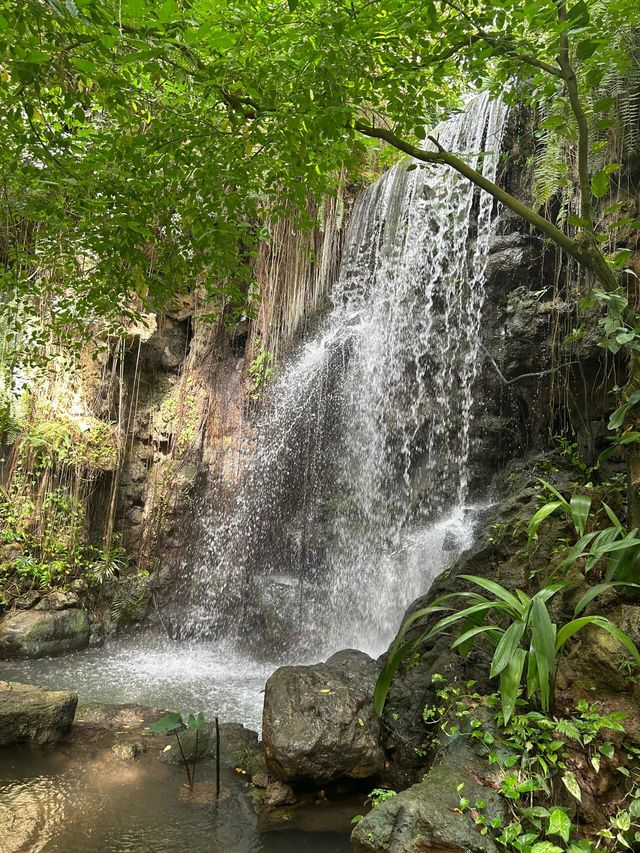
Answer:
[0,608,90,659]
[262,649,385,785]
[0,681,77,746]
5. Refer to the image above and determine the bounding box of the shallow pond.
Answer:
[0,742,355,852]
[1,635,358,851]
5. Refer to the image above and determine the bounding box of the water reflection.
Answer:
[0,746,353,853]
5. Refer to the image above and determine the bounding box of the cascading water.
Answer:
[182,93,508,657]
[4,93,510,733]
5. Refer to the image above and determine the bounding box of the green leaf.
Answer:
[577,39,598,60]
[528,502,563,544]
[532,843,563,853]
[591,170,610,199]
[569,494,592,537]
[151,712,183,734]
[459,575,522,613]
[602,502,624,532]
[25,49,51,63]
[451,624,502,651]
[548,808,572,843]
[574,582,639,616]
[562,770,582,802]
[374,637,416,716]
[530,598,556,712]
[594,97,615,113]
[500,647,526,724]
[490,620,526,677]
[71,57,95,75]
[187,712,205,729]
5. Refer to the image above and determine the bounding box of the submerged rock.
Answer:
[0,681,77,746]
[0,608,90,659]
[262,649,385,785]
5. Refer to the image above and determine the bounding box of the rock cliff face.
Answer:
[108,192,349,600]
[108,114,620,647]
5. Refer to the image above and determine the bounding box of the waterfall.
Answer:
[182,94,508,657]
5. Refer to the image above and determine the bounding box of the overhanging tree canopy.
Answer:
[0,0,638,342]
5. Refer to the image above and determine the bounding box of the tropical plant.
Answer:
[374,575,640,723]
[421,678,636,852]
[151,711,208,793]
[528,481,640,591]
[527,479,593,545]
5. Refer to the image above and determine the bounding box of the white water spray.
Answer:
[183,94,508,657]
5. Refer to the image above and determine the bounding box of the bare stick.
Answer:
[215,716,221,799]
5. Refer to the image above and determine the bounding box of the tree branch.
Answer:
[556,1,593,230]
[440,1,563,77]
[354,120,594,272]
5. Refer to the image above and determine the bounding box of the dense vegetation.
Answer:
[1,3,640,847]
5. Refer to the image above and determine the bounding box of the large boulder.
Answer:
[0,608,90,659]
[262,649,385,785]
[0,681,77,745]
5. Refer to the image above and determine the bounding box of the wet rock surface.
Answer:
[352,711,506,853]
[0,608,90,659]
[0,681,77,746]
[262,649,385,785]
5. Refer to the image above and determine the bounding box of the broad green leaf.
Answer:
[187,712,205,729]
[151,712,183,734]
[547,808,572,843]
[591,170,610,198]
[562,770,582,802]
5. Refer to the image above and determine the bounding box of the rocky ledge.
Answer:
[0,592,92,659]
[0,681,78,746]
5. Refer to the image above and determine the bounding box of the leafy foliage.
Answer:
[375,575,640,722]
[425,678,638,852]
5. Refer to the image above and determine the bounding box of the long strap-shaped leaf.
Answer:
[556,616,640,665]
[500,647,527,724]
[531,598,557,712]
[570,494,592,538]
[574,582,640,616]
[451,624,503,651]
[490,620,526,678]
[459,575,523,614]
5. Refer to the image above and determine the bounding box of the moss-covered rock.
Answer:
[0,608,90,659]
[352,713,506,853]
[0,681,77,746]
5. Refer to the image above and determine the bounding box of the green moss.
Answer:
[21,402,119,471]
